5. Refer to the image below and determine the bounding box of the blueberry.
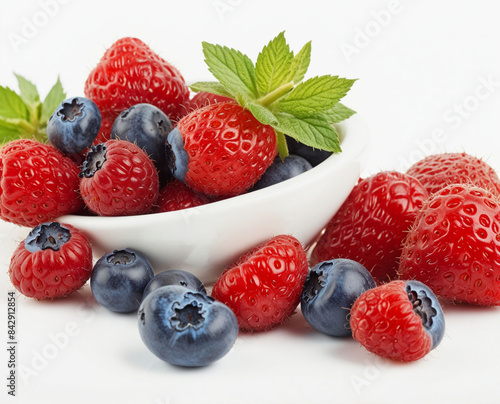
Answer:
[251,154,313,191]
[138,285,238,367]
[143,269,206,299]
[165,127,189,183]
[90,248,154,313]
[405,280,445,349]
[286,137,332,167]
[111,103,172,183]
[301,259,376,337]
[47,96,101,154]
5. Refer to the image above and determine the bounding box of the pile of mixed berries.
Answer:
[2,33,500,367]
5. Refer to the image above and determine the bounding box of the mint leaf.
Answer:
[202,42,258,101]
[287,41,311,84]
[189,81,233,98]
[14,74,40,106]
[40,77,65,123]
[246,102,278,126]
[273,112,341,153]
[276,76,356,117]
[321,102,356,124]
[0,118,25,143]
[0,86,29,120]
[255,31,294,96]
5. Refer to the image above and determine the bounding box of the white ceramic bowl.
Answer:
[59,115,369,283]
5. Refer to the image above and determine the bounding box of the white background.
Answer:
[1,1,500,403]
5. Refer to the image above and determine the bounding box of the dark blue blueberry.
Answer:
[405,280,445,349]
[251,154,312,191]
[111,103,172,184]
[165,127,189,183]
[138,285,238,367]
[143,269,206,299]
[301,259,376,337]
[90,248,154,313]
[24,222,71,253]
[286,137,332,167]
[47,96,101,154]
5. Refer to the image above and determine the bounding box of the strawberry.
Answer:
[186,32,357,181]
[310,171,429,284]
[84,37,190,143]
[153,179,210,213]
[398,184,500,305]
[9,222,93,299]
[211,235,309,331]
[350,280,445,362]
[167,101,278,196]
[0,139,83,227]
[79,139,159,216]
[189,91,233,110]
[406,152,500,196]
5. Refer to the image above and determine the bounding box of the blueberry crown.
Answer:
[406,285,437,329]
[80,143,107,178]
[25,222,71,252]
[57,98,84,122]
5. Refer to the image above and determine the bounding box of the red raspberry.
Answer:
[9,222,93,299]
[0,139,83,227]
[406,152,500,196]
[310,171,428,284]
[350,280,445,362]
[84,37,190,143]
[398,184,500,305]
[153,179,209,213]
[211,235,308,331]
[79,139,159,216]
[168,101,277,196]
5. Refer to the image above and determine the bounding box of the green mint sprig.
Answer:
[0,75,66,145]
[190,31,357,157]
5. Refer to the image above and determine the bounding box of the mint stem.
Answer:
[258,81,294,107]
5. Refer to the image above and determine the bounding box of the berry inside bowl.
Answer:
[60,115,369,283]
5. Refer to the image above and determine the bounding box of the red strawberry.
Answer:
[84,37,190,143]
[0,139,83,227]
[153,179,210,213]
[9,222,93,299]
[211,235,308,331]
[350,280,445,362]
[406,152,500,196]
[398,183,500,305]
[167,101,277,197]
[310,171,428,284]
[189,91,233,110]
[79,139,159,216]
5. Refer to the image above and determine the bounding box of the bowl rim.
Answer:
[60,114,369,228]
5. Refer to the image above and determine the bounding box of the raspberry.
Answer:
[350,280,445,362]
[79,140,159,216]
[153,180,210,213]
[0,139,83,227]
[9,222,93,299]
